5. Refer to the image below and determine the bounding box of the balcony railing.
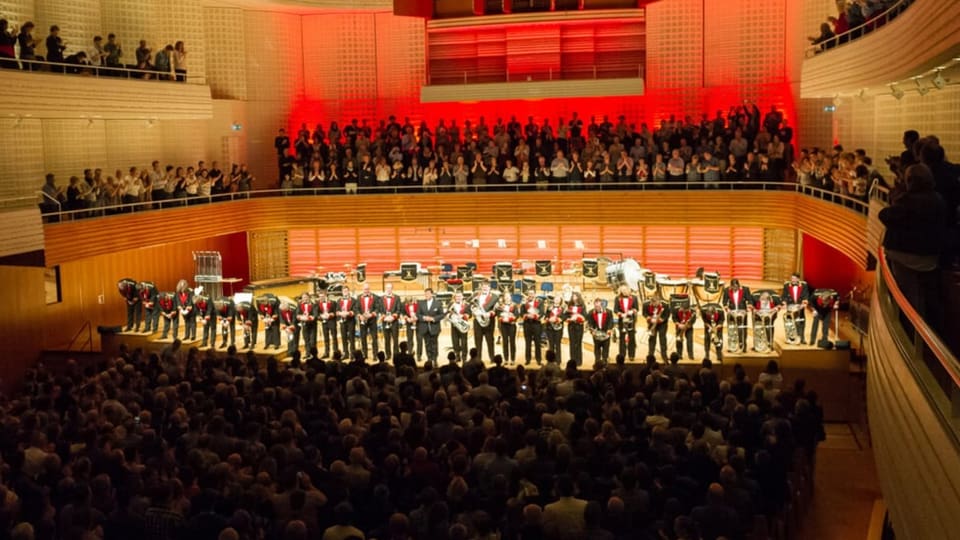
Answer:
[3,57,199,83]
[876,246,960,424]
[427,64,644,86]
[805,0,916,57]
[34,180,869,223]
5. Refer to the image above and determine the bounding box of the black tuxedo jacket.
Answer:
[722,287,753,310]
[781,282,811,305]
[417,298,445,336]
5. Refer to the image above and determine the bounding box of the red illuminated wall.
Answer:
[288,1,801,146]
[801,233,871,298]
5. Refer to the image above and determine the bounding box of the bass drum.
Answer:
[605,258,646,292]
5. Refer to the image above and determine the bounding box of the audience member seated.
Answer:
[809,0,915,54]
[0,346,825,539]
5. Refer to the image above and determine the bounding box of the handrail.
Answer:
[36,190,62,212]
[805,0,916,57]
[877,246,960,401]
[66,320,93,352]
[0,195,41,209]
[11,57,196,83]
[430,64,645,85]
[34,180,871,222]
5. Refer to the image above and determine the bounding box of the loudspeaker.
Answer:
[817,339,834,350]
[98,325,122,335]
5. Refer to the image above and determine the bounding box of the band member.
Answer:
[522,291,544,365]
[781,272,810,345]
[316,290,337,357]
[280,302,300,357]
[159,291,177,340]
[236,299,258,349]
[700,303,725,362]
[379,283,402,358]
[498,296,521,365]
[337,287,358,357]
[672,301,697,361]
[403,296,422,361]
[613,285,640,361]
[195,291,213,348]
[545,297,565,364]
[214,297,235,349]
[588,298,614,366]
[357,283,380,360]
[753,291,779,352]
[565,291,587,366]
[722,278,752,353]
[417,288,444,364]
[448,291,471,363]
[297,292,318,357]
[174,279,196,341]
[473,283,498,362]
[118,278,141,332]
[139,281,159,333]
[810,290,838,344]
[643,292,669,362]
[258,294,281,349]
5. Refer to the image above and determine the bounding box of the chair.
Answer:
[511,293,523,304]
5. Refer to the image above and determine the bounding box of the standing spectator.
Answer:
[39,173,64,219]
[173,40,187,82]
[104,33,122,72]
[879,163,946,324]
[154,44,173,80]
[45,25,66,72]
[17,22,40,70]
[135,39,153,77]
[0,19,18,69]
[88,35,106,68]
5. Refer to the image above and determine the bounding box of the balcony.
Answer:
[800,0,960,98]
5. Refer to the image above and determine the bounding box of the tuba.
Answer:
[472,294,495,328]
[783,305,801,345]
[727,310,747,353]
[753,309,775,353]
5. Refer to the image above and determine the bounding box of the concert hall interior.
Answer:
[2,0,960,539]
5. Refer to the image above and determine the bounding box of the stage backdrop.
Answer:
[282,225,793,281]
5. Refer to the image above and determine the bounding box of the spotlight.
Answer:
[915,78,929,96]
[832,94,842,107]
[890,84,905,100]
[933,71,947,90]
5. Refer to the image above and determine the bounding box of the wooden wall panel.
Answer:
[248,231,288,281]
[288,230,320,277]
[0,266,45,391]
[45,233,247,351]
[867,289,960,539]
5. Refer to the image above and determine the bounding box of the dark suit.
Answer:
[279,305,300,357]
[781,281,810,344]
[448,301,471,363]
[357,293,380,359]
[672,305,696,360]
[473,292,498,362]
[175,290,196,341]
[159,292,177,339]
[701,305,724,361]
[417,297,445,364]
[338,296,358,357]
[236,301,258,348]
[498,303,521,364]
[316,300,338,357]
[258,296,281,349]
[588,308,614,365]
[297,300,318,355]
[214,299,235,348]
[613,294,639,360]
[404,300,423,360]
[379,293,402,358]
[565,304,587,366]
[522,298,544,364]
[196,295,214,347]
[643,300,669,361]
[721,286,752,353]
[119,279,141,331]
[544,303,565,364]
[139,282,159,333]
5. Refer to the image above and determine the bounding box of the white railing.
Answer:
[805,0,916,57]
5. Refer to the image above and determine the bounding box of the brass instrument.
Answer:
[547,300,565,331]
[592,327,611,342]
[783,304,802,345]
[646,302,666,333]
[753,309,776,353]
[447,308,471,334]
[471,292,497,328]
[499,301,517,324]
[727,309,747,352]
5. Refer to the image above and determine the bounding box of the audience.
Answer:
[0,15,187,80]
[0,347,824,540]
[809,0,914,53]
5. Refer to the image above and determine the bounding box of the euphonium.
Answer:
[472,301,492,328]
[592,327,611,342]
[448,309,471,334]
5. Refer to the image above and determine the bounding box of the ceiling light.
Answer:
[890,84,905,100]
[915,78,929,96]
[933,70,946,90]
